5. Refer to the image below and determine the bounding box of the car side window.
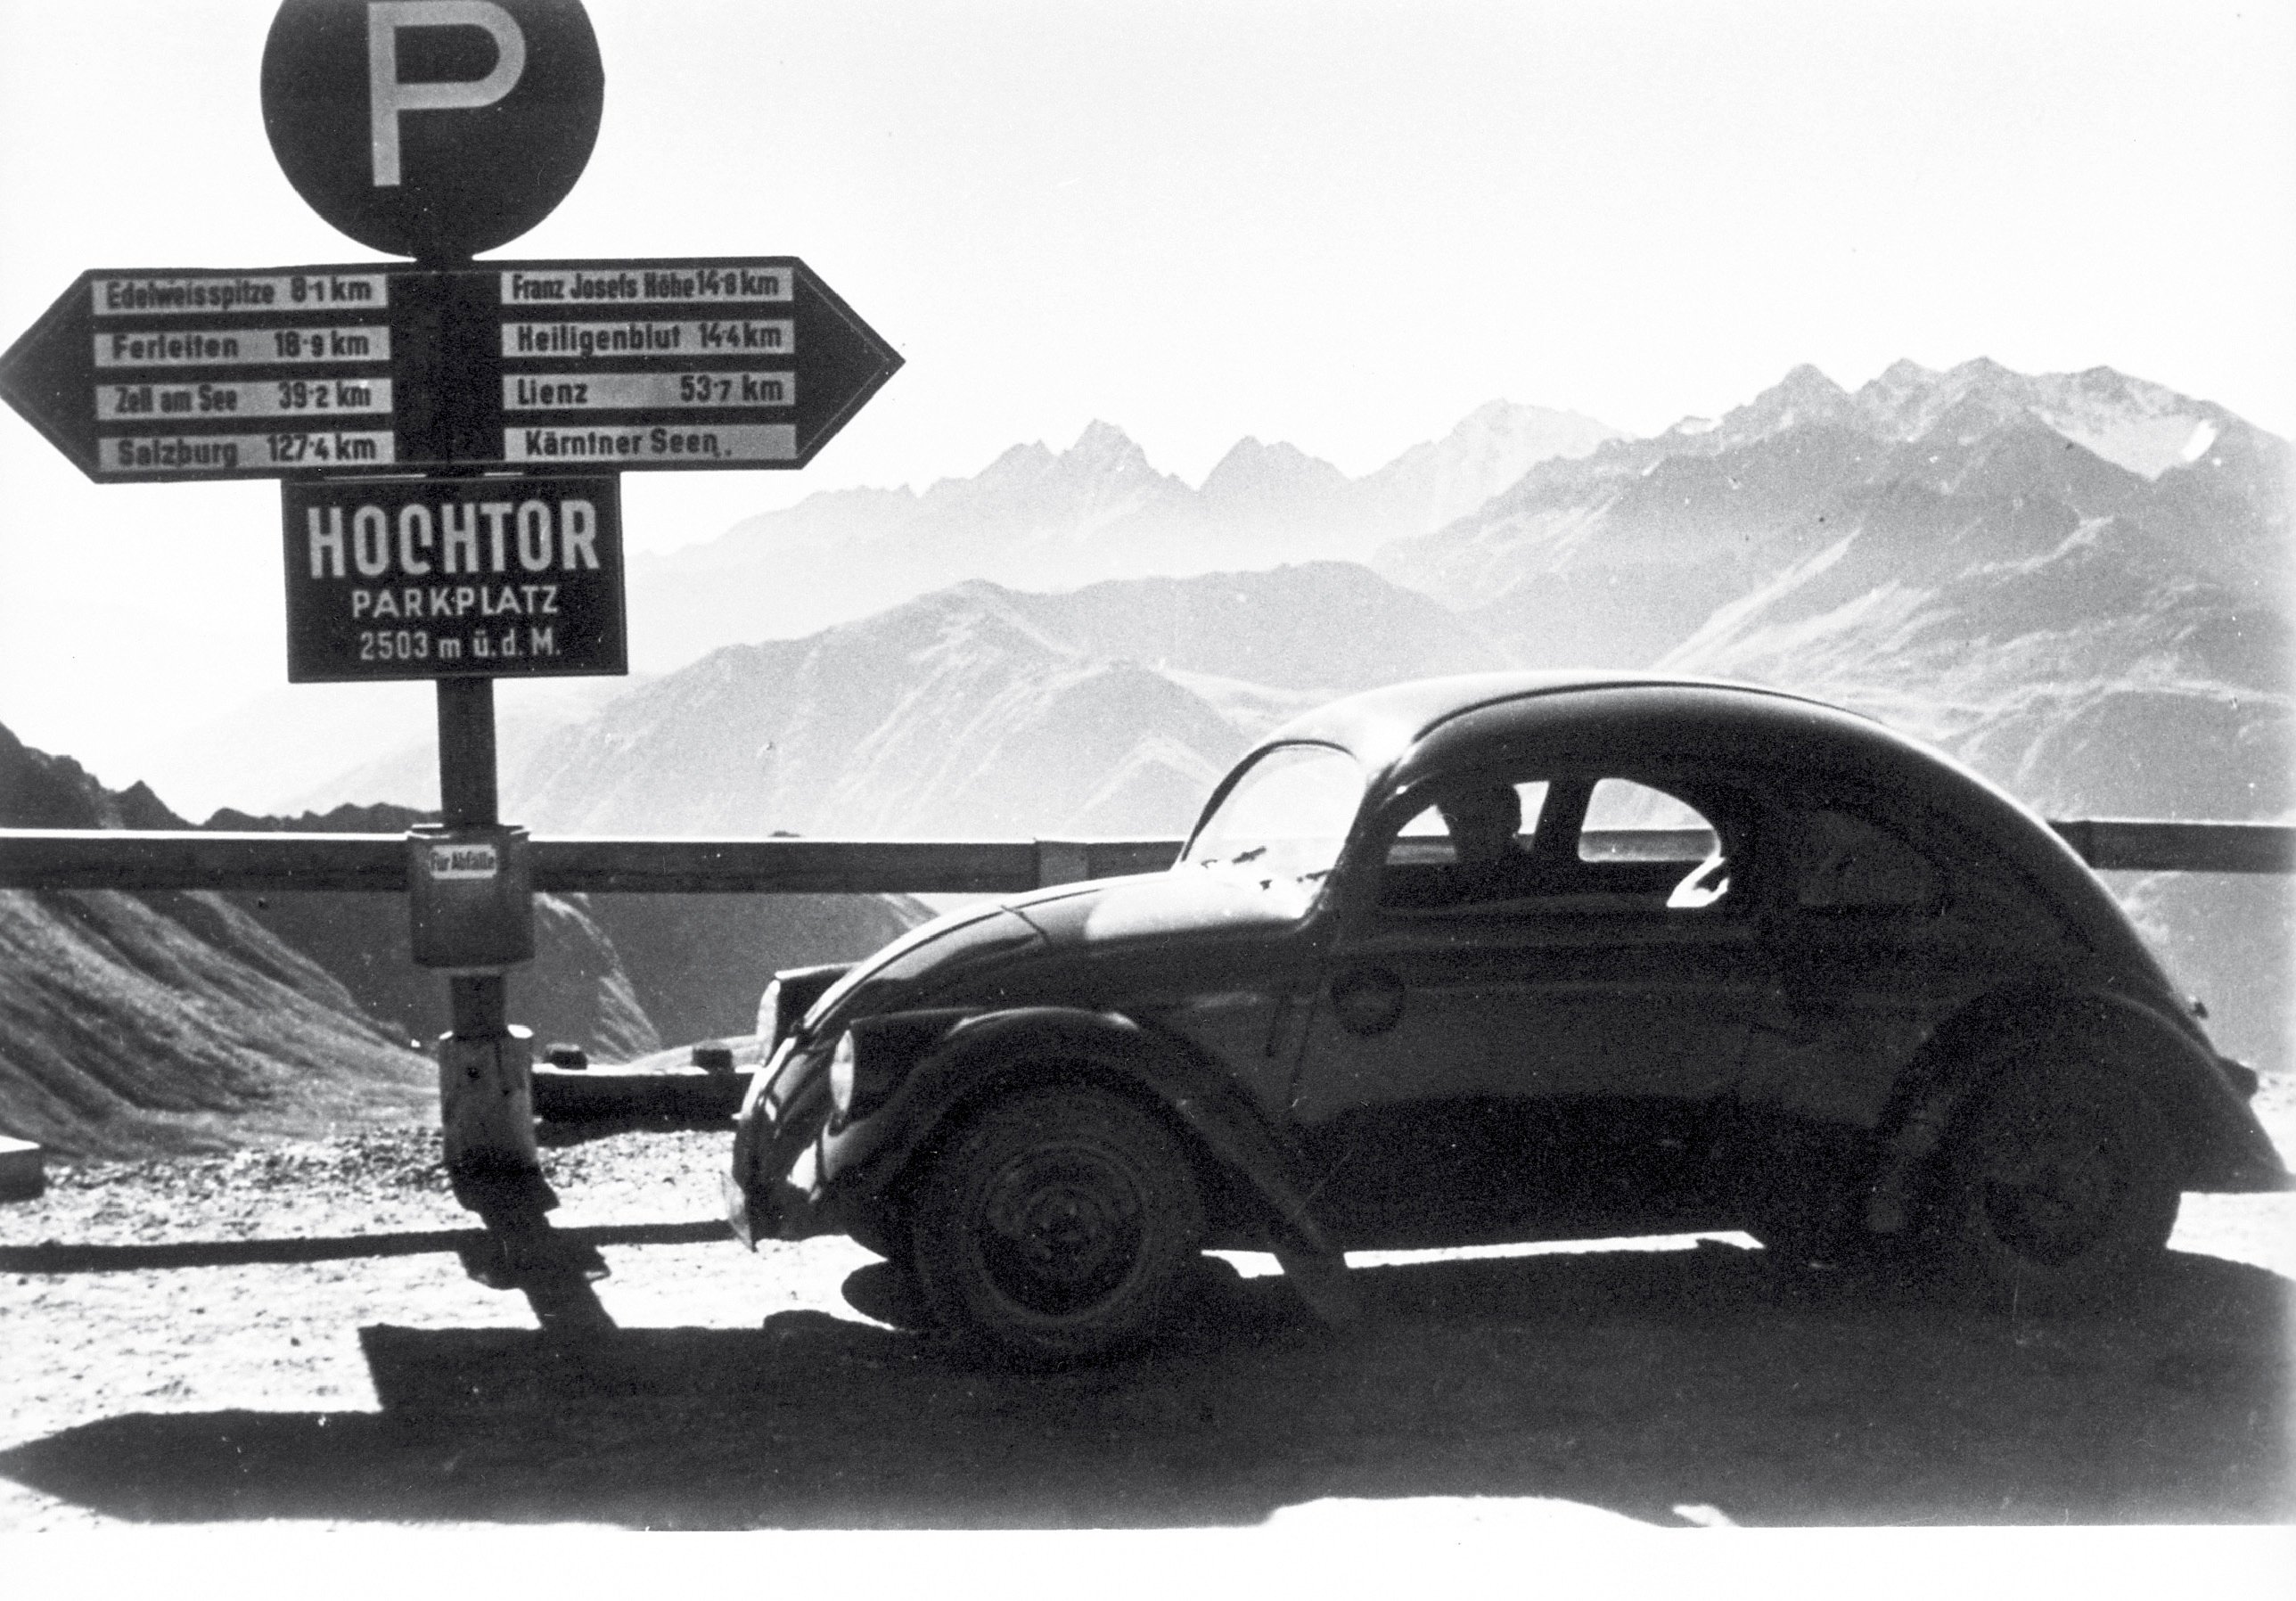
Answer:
[1578,778,1718,863]
[1378,779,1551,909]
[1789,807,1942,911]
[1385,781,1549,867]
[1576,777,1731,911]
[1378,775,1731,915]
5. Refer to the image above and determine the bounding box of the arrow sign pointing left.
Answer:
[0,258,900,483]
[1,267,398,480]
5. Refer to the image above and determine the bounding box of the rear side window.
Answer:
[1579,778,1718,863]
[1791,808,1942,910]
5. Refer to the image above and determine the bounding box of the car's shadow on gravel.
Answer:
[3,1241,2285,1528]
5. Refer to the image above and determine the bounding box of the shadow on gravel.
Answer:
[4,1241,2286,1528]
[0,1221,728,1275]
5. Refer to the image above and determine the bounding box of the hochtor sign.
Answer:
[300,492,606,580]
[282,476,626,682]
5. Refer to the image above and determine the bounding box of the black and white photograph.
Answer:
[0,0,2289,1570]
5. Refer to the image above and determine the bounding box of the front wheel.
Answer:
[911,1082,1205,1362]
[1923,1060,2180,1312]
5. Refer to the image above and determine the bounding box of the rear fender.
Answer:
[1864,985,2290,1235]
[818,1006,1342,1260]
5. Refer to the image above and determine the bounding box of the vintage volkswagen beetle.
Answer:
[727,672,2285,1359]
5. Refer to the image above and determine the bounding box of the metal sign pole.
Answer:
[431,676,537,1218]
[426,674,611,1326]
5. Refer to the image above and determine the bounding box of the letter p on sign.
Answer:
[263,0,603,260]
[369,2,528,187]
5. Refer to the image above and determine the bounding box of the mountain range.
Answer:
[7,357,2288,1153]
[1419,360,2291,822]
[620,399,1619,673]
[512,562,1510,839]
[509,358,2288,830]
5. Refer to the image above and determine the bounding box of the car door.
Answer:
[1286,768,1779,1247]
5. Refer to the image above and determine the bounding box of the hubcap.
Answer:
[977,1149,1144,1315]
[1980,1111,2125,1265]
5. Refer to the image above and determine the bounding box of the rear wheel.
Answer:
[1924,1059,2180,1311]
[911,1082,1204,1362]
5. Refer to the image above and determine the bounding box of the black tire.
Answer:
[843,1203,907,1264]
[1745,1204,1850,1277]
[910,1082,1205,1362]
[1923,1059,2180,1312]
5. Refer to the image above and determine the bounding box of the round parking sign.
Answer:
[261,0,605,261]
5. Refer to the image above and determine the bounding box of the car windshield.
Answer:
[1181,743,1364,881]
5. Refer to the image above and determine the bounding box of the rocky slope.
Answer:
[0,727,931,1155]
[0,726,434,1157]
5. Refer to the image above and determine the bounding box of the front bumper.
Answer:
[726,1046,842,1245]
[725,1138,840,1246]
[726,1144,844,1240]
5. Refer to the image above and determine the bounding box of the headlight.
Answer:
[758,964,851,1054]
[826,1012,970,1123]
[757,978,784,1049]
[829,1030,857,1114]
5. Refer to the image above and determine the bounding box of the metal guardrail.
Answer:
[0,819,2291,893]
[2044,819,2296,874]
[0,831,1181,893]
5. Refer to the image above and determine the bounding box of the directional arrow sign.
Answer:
[0,258,900,483]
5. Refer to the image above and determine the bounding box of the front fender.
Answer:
[817,1006,1342,1259]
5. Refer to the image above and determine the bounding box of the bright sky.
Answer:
[3,0,2293,796]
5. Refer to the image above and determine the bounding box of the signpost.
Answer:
[0,259,898,481]
[0,0,902,1318]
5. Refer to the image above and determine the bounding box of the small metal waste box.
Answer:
[407,824,534,971]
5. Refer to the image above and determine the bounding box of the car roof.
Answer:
[1260,670,1858,774]
[1243,670,2162,982]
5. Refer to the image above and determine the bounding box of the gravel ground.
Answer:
[2,1088,2289,1531]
